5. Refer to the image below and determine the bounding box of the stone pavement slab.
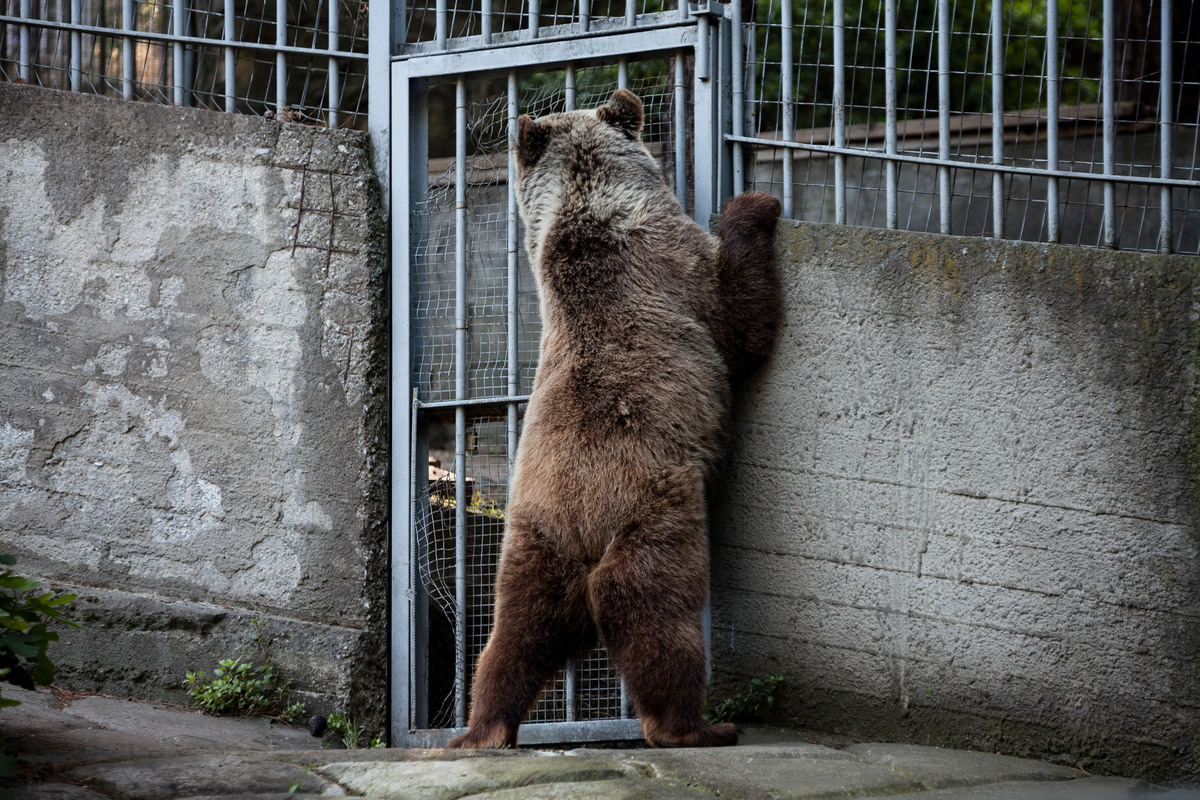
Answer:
[844,742,1085,790]
[60,755,343,800]
[909,776,1159,799]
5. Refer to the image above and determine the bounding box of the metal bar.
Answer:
[388,63,415,745]
[884,0,898,228]
[328,0,340,127]
[173,0,186,104]
[419,394,533,411]
[275,0,287,112]
[398,25,698,79]
[675,50,687,210]
[506,70,519,505]
[1045,0,1060,242]
[0,14,371,58]
[406,719,645,748]
[366,0,400,207]
[436,0,446,48]
[69,0,79,91]
[937,0,952,234]
[579,0,588,32]
[626,0,635,27]
[1159,0,1173,252]
[18,0,29,83]
[1101,0,1115,246]
[781,0,795,218]
[730,0,744,194]
[723,135,1200,188]
[618,56,628,89]
[223,0,233,110]
[696,7,710,82]
[832,0,847,224]
[453,75,469,730]
[694,21,719,225]
[565,63,576,110]
[678,0,687,23]
[529,0,539,38]
[990,0,1004,238]
[565,659,577,722]
[482,0,492,42]
[123,0,134,100]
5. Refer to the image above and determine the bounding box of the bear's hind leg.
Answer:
[587,482,739,748]
[449,519,595,749]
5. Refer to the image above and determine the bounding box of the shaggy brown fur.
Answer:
[448,89,781,750]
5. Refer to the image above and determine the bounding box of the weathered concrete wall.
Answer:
[0,84,388,729]
[710,220,1200,782]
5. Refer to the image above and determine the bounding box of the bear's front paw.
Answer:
[448,724,517,749]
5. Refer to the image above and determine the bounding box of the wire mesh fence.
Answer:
[0,0,369,126]
[732,0,1200,254]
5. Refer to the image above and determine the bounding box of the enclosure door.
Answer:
[389,17,722,747]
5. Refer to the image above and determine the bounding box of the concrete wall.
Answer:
[710,220,1200,782]
[0,84,388,730]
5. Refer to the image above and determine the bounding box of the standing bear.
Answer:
[449,89,782,749]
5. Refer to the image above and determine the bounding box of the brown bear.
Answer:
[448,89,782,750]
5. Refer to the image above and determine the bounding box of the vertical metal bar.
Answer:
[781,0,794,218]
[626,0,635,26]
[275,0,287,112]
[697,8,710,81]
[18,0,30,83]
[507,70,519,492]
[453,76,469,730]
[389,63,418,746]
[223,0,234,110]
[1045,0,1060,242]
[482,0,492,42]
[990,0,1004,237]
[730,0,744,194]
[937,0,952,234]
[884,0,898,228]
[579,0,589,32]
[565,658,577,721]
[620,677,631,718]
[618,58,629,89]
[528,0,539,38]
[122,0,134,99]
[69,0,79,91]
[675,51,688,210]
[678,0,686,23]
[832,0,847,224]
[173,0,186,103]
[1159,0,1173,252]
[694,23,718,224]
[436,0,446,47]
[565,64,576,110]
[328,0,340,127]
[366,0,401,197]
[1101,0,1116,246]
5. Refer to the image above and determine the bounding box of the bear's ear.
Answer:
[516,114,550,170]
[596,89,643,139]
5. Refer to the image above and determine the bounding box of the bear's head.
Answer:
[513,90,673,260]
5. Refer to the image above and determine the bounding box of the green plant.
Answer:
[184,618,305,721]
[707,674,784,725]
[0,554,79,800]
[326,711,385,749]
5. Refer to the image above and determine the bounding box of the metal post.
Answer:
[1101,0,1116,247]
[990,0,1004,238]
[506,70,519,505]
[579,0,589,32]
[122,0,134,99]
[565,658,577,721]
[328,0,340,127]
[565,63,576,110]
[884,0,898,228]
[730,0,744,194]
[781,0,794,218]
[436,0,446,47]
[1159,0,1173,252]
[69,0,79,91]
[367,0,402,198]
[483,0,492,42]
[275,0,287,113]
[937,0,952,234]
[529,0,539,38]
[223,0,234,110]
[832,0,847,224]
[173,0,186,104]
[618,58,629,89]
[675,51,688,210]
[1045,0,1060,242]
[453,75,469,729]
[18,0,30,83]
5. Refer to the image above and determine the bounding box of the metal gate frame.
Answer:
[388,11,727,748]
